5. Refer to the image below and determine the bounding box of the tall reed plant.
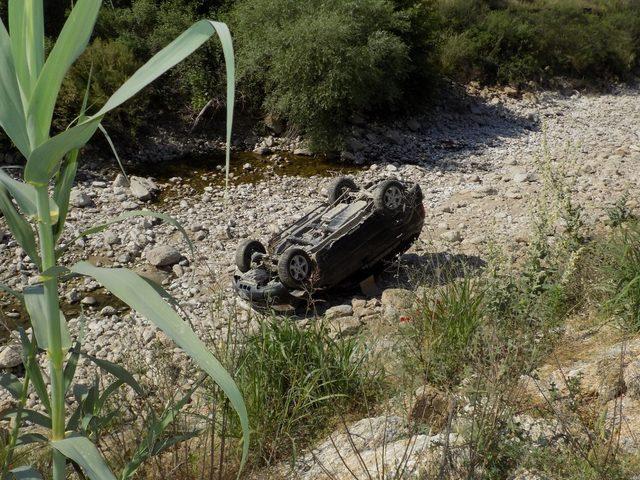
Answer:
[0,1,247,478]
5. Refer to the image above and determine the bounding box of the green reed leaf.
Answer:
[26,0,101,145]
[0,19,30,157]
[71,261,250,468]
[52,435,116,480]
[8,0,44,98]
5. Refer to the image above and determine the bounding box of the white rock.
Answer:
[129,176,159,200]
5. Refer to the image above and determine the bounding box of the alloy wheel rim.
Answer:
[289,254,310,281]
[384,186,403,210]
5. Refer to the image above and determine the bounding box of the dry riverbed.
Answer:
[1,84,640,475]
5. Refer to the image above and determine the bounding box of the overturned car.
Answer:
[233,177,425,307]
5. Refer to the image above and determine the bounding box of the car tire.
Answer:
[235,239,266,273]
[328,176,358,204]
[374,179,406,214]
[278,248,313,288]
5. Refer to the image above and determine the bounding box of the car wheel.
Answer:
[374,179,406,214]
[235,239,266,273]
[278,248,313,288]
[328,176,358,204]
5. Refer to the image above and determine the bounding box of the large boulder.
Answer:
[145,246,181,267]
[129,176,159,201]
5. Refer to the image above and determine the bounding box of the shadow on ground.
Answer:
[300,251,487,316]
[364,82,539,170]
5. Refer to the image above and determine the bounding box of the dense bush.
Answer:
[5,0,640,149]
[435,0,640,85]
[228,0,436,148]
[56,39,146,132]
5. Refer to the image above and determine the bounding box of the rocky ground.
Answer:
[1,83,640,477]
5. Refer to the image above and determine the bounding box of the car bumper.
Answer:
[232,273,298,307]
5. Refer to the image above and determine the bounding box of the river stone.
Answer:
[81,296,97,306]
[253,146,271,155]
[113,173,129,187]
[325,304,353,320]
[293,148,313,156]
[100,305,116,316]
[103,230,120,246]
[146,246,181,267]
[381,288,414,310]
[70,189,92,208]
[0,344,22,368]
[129,176,159,200]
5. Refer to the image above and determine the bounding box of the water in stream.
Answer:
[128,150,360,190]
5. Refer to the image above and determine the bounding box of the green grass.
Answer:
[217,318,384,467]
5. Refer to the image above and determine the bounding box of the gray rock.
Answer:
[129,176,159,201]
[146,246,181,267]
[81,296,97,306]
[381,288,414,309]
[112,173,129,188]
[0,344,22,368]
[121,201,139,210]
[70,189,92,208]
[253,146,271,155]
[513,172,537,183]
[66,289,81,304]
[325,304,353,320]
[100,305,116,316]
[172,264,184,277]
[293,148,313,156]
[103,230,120,246]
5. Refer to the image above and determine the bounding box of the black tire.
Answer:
[374,179,406,215]
[235,239,266,273]
[278,248,313,288]
[327,176,358,204]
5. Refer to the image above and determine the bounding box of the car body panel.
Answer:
[233,178,424,307]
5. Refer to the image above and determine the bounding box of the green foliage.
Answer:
[0,1,244,477]
[435,0,640,85]
[402,277,485,388]
[57,39,146,132]
[606,192,636,227]
[223,318,382,465]
[591,222,640,331]
[229,0,436,148]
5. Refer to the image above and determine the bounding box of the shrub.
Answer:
[57,39,146,132]
[228,0,436,149]
[436,0,640,85]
